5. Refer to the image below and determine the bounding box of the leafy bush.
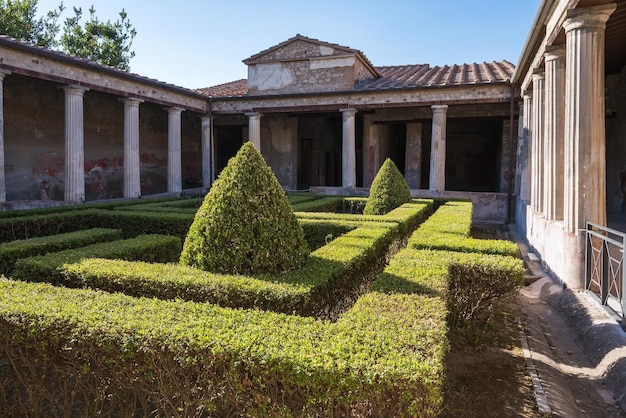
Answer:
[88,209,194,239]
[364,158,412,215]
[290,196,344,212]
[0,209,98,242]
[180,142,308,274]
[0,228,121,275]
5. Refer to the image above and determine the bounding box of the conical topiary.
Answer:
[364,158,412,215]
[180,142,309,274]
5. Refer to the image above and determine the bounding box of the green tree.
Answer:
[0,0,63,48]
[180,142,309,275]
[61,5,136,70]
[364,158,412,215]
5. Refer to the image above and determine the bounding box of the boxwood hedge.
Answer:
[0,228,122,275]
[408,200,520,257]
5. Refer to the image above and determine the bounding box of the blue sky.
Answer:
[35,0,541,89]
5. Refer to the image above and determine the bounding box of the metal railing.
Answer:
[585,221,625,323]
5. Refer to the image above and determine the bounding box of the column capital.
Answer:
[164,106,184,115]
[431,104,449,112]
[0,69,10,80]
[61,85,89,95]
[119,97,144,106]
[200,114,213,122]
[544,45,566,62]
[523,90,533,99]
[563,4,617,32]
[532,68,545,79]
[245,111,262,118]
[339,108,357,116]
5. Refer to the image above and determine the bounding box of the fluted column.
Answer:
[166,107,183,193]
[341,108,357,189]
[200,115,213,188]
[246,112,261,150]
[563,4,616,233]
[121,98,142,198]
[544,46,566,221]
[531,71,545,212]
[0,71,9,202]
[429,104,448,192]
[520,91,533,203]
[63,85,88,203]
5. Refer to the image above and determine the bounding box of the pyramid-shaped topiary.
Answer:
[364,158,412,215]
[180,142,309,274]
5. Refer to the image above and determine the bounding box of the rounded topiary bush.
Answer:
[180,142,309,274]
[364,158,412,215]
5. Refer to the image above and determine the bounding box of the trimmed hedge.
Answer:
[31,221,399,319]
[291,196,344,212]
[287,194,321,205]
[0,228,122,275]
[408,201,520,257]
[0,209,99,243]
[298,218,360,251]
[88,209,194,239]
[180,142,309,275]
[29,202,432,318]
[0,278,445,417]
[372,248,524,346]
[11,234,182,286]
[364,158,412,215]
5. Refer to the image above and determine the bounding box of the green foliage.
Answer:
[61,5,136,70]
[88,209,194,239]
[0,228,121,275]
[0,278,446,416]
[0,0,62,47]
[181,142,309,275]
[364,158,412,215]
[291,196,344,212]
[12,234,181,285]
[408,200,520,257]
[0,209,98,242]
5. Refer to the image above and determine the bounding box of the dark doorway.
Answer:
[214,126,244,176]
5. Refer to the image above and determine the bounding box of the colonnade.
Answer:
[244,104,450,191]
[518,4,616,287]
[0,78,214,203]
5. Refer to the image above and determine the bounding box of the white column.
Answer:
[63,85,88,203]
[429,104,448,192]
[121,98,142,198]
[246,112,261,150]
[0,70,9,203]
[520,91,533,203]
[165,107,183,193]
[563,4,616,233]
[531,71,545,212]
[340,108,357,189]
[543,46,566,221]
[201,115,212,188]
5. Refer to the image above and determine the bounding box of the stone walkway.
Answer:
[513,227,626,417]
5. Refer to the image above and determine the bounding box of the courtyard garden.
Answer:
[0,147,525,417]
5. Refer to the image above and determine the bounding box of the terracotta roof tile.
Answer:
[195,79,248,97]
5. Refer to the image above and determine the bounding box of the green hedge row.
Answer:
[297,218,360,250]
[286,194,321,205]
[19,202,431,319]
[88,209,194,239]
[0,275,444,417]
[0,228,122,275]
[11,234,182,285]
[0,209,99,243]
[0,196,185,219]
[290,196,344,212]
[23,221,396,319]
[372,247,524,346]
[408,200,520,257]
[297,199,433,237]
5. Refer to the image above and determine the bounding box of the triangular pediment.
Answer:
[243,34,379,77]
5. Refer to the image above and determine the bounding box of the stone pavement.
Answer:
[513,227,626,417]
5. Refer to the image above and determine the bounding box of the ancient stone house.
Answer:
[200,34,517,221]
[0,33,516,220]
